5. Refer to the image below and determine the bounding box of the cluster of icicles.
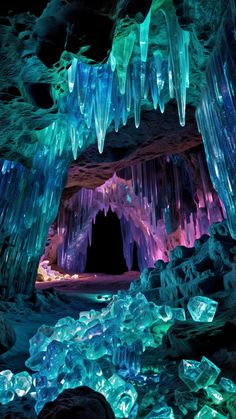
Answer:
[63,2,190,155]
[55,150,224,274]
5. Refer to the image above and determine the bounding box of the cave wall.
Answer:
[0,0,235,297]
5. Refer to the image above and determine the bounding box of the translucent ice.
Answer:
[13,372,32,397]
[187,296,218,322]
[64,3,190,154]
[55,148,224,274]
[179,357,221,392]
[196,1,236,239]
[22,292,176,415]
[144,403,175,418]
[219,377,236,393]
[0,370,14,405]
[0,370,32,405]
[194,405,227,418]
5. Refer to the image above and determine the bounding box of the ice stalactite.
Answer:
[56,175,158,273]
[54,148,223,274]
[122,148,224,249]
[196,0,236,239]
[0,121,71,298]
[65,1,190,154]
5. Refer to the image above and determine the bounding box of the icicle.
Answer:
[114,30,137,95]
[63,3,190,158]
[158,4,190,126]
[139,9,151,63]
[70,126,78,160]
[68,57,78,93]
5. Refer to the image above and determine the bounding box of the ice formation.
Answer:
[178,356,221,392]
[0,1,191,297]
[0,130,71,298]
[56,149,224,274]
[65,1,190,154]
[196,0,236,239]
[187,296,218,322]
[0,290,234,418]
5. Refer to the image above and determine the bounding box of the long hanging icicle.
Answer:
[53,147,224,275]
[64,2,190,157]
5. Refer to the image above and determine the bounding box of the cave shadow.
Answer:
[85,208,139,274]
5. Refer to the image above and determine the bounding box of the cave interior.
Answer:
[0,0,236,418]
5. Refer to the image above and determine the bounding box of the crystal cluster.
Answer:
[25,292,179,415]
[196,0,236,239]
[194,405,227,418]
[0,370,32,405]
[0,289,233,417]
[179,356,221,392]
[178,356,236,417]
[56,148,223,273]
[65,2,190,154]
[130,220,236,306]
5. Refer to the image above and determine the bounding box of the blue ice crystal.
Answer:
[187,296,218,322]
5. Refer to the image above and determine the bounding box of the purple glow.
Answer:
[53,151,224,273]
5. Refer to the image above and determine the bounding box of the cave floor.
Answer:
[36,270,139,296]
[0,272,139,373]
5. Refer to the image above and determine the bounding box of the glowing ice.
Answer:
[179,356,221,392]
[187,296,218,322]
[194,405,227,419]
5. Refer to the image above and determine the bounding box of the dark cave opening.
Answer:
[85,208,139,274]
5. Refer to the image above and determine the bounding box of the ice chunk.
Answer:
[106,374,138,418]
[179,356,220,391]
[194,405,227,418]
[144,403,175,418]
[0,370,14,405]
[219,377,236,393]
[187,296,218,322]
[13,372,32,397]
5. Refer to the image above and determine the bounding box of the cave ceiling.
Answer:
[0,0,228,187]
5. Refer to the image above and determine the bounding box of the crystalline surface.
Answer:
[194,405,227,418]
[56,147,223,274]
[196,1,236,239]
[187,296,218,322]
[13,372,32,397]
[179,357,220,392]
[0,370,32,405]
[65,2,190,154]
[219,377,236,393]
[175,390,198,415]
[22,292,177,415]
[144,403,175,418]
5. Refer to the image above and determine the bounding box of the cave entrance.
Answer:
[85,208,138,274]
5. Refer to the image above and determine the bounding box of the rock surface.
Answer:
[38,386,115,419]
[64,104,201,193]
[0,313,16,355]
[131,221,236,307]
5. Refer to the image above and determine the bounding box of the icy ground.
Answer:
[0,272,138,417]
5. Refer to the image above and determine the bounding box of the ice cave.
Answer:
[0,0,236,418]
